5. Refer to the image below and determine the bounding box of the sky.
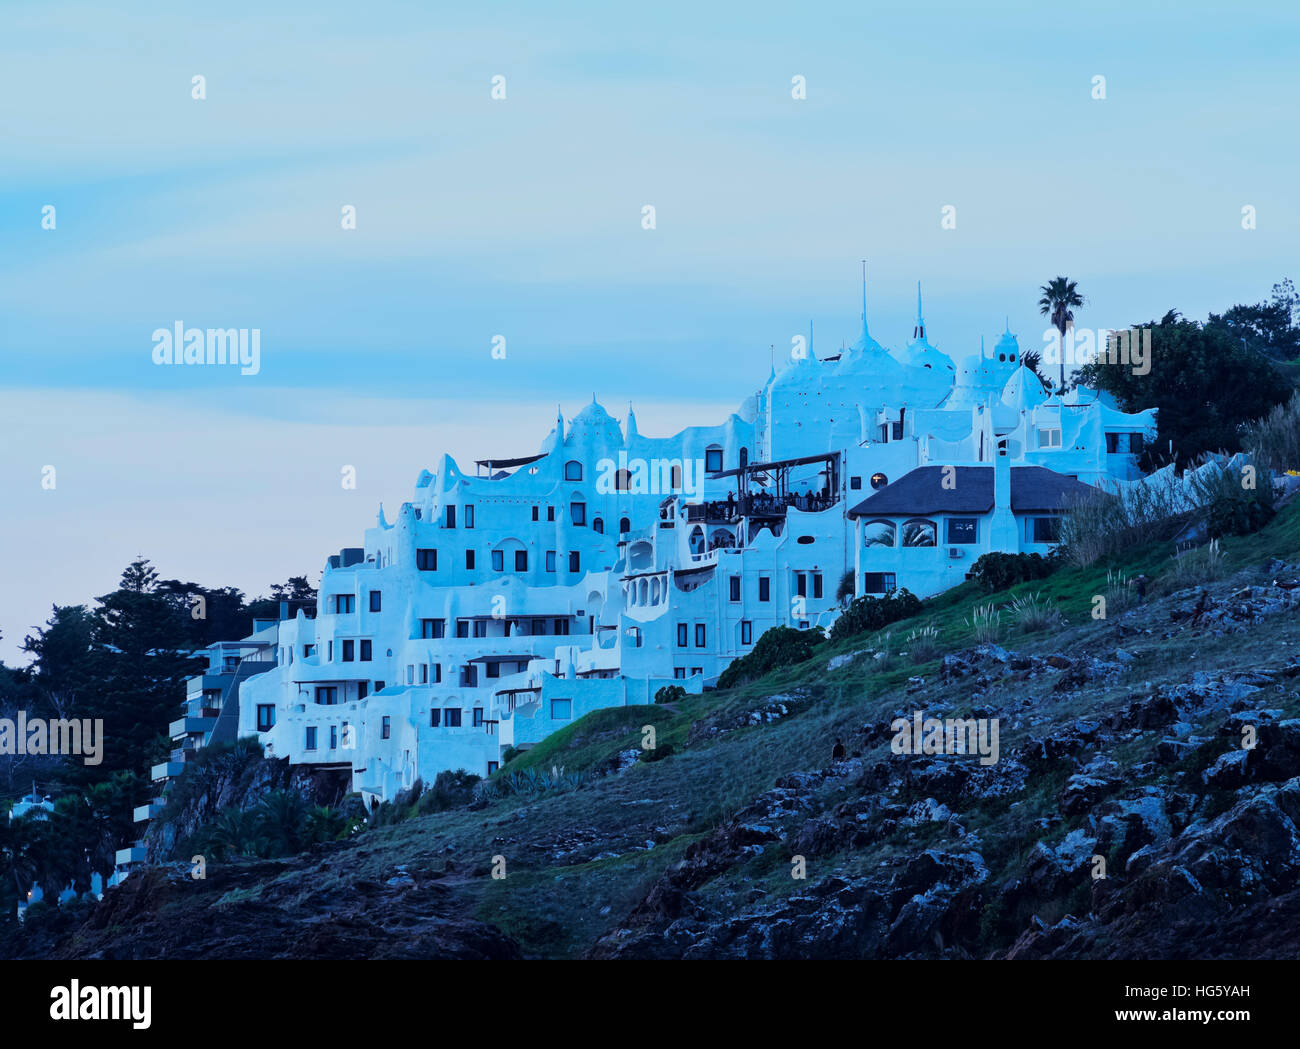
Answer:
[1,0,1296,662]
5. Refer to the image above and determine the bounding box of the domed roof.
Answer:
[993,320,1020,363]
[566,397,625,446]
[1001,362,1049,412]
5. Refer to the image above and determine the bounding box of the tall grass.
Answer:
[1007,591,1063,633]
[1244,393,1300,477]
[1169,538,1227,586]
[905,623,942,662]
[968,602,1001,644]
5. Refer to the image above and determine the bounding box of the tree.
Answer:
[1078,310,1291,470]
[1207,278,1300,362]
[1038,276,1084,392]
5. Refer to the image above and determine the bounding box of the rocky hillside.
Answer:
[12,508,1300,960]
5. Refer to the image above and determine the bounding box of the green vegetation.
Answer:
[970,551,1060,592]
[828,589,921,642]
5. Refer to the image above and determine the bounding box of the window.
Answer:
[569,551,580,573]
[546,550,556,572]
[850,476,862,490]
[902,519,937,547]
[690,667,702,677]
[593,517,604,534]
[456,619,469,638]
[870,472,889,490]
[676,623,688,647]
[553,618,569,635]
[329,725,338,750]
[862,572,897,595]
[671,464,683,490]
[813,573,823,599]
[486,661,500,679]
[465,549,475,569]
[358,681,369,699]
[551,698,573,720]
[375,681,385,692]
[946,518,978,544]
[705,447,723,473]
[369,590,382,612]
[473,619,487,638]
[1038,427,1062,449]
[491,550,504,572]
[315,686,337,705]
[515,549,528,572]
[333,594,355,614]
[547,506,555,521]
[532,506,539,521]
[421,618,445,639]
[445,505,456,528]
[487,761,499,775]
[1106,433,1119,453]
[342,639,355,662]
[417,548,437,571]
[445,707,462,728]
[256,704,275,731]
[327,641,333,662]
[741,621,753,645]
[892,421,903,440]
[473,707,484,727]
[796,572,807,597]
[464,505,474,528]
[430,709,441,727]
[303,644,315,658]
[381,716,391,740]
[694,623,706,647]
[1032,516,1062,543]
[729,576,741,601]
[433,663,442,683]
[406,665,414,684]
[420,664,428,684]
[759,577,771,602]
[619,517,631,534]
[674,667,687,679]
[565,460,583,481]
[305,727,317,751]
[570,501,586,526]
[864,519,896,548]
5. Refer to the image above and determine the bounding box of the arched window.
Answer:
[739,447,749,468]
[670,464,682,490]
[564,460,583,481]
[901,519,937,547]
[863,520,896,548]
[704,445,723,474]
[592,517,604,534]
[615,469,632,492]
[619,516,631,534]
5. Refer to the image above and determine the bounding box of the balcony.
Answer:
[170,716,216,738]
[133,800,165,823]
[115,844,146,866]
[151,761,184,782]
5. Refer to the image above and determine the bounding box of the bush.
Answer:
[968,602,1001,644]
[416,769,481,814]
[970,552,1059,592]
[654,685,687,704]
[1007,591,1062,633]
[717,625,826,689]
[828,588,922,642]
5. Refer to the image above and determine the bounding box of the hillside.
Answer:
[12,504,1300,960]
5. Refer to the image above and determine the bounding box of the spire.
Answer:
[913,281,925,340]
[980,335,986,359]
[626,402,638,439]
[860,259,869,338]
[1004,315,1011,334]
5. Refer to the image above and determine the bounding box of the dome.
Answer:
[1001,362,1049,412]
[566,397,625,447]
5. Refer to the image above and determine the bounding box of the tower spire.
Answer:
[914,281,925,340]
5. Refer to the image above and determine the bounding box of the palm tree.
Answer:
[1038,277,1084,392]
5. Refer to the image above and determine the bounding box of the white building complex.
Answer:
[155,282,1158,816]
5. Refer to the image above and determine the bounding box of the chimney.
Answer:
[988,443,1018,549]
[279,600,289,621]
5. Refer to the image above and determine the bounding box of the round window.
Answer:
[870,472,888,490]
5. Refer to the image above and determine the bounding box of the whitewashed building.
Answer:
[221,282,1155,805]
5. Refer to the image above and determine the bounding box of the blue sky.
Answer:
[1,0,1296,660]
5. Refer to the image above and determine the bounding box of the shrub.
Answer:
[1103,568,1137,614]
[1244,391,1300,476]
[970,551,1059,592]
[717,625,826,689]
[836,569,855,605]
[1007,591,1062,633]
[968,602,1001,644]
[828,588,922,642]
[1170,538,1227,585]
[654,684,687,704]
[416,769,481,813]
[904,623,942,662]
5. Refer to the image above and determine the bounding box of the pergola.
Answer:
[708,451,842,510]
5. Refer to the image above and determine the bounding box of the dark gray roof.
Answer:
[846,465,1098,518]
